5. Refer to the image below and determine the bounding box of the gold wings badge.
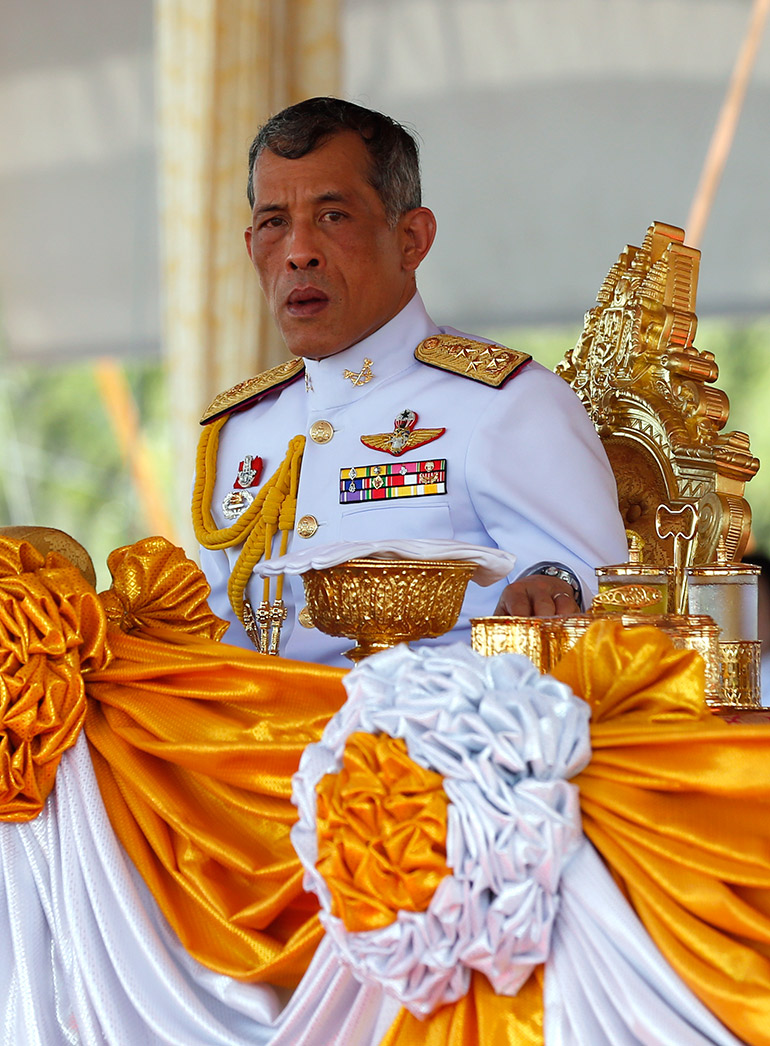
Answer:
[360,409,445,457]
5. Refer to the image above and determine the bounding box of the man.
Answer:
[193,97,627,666]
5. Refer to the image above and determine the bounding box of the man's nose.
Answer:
[287,222,322,270]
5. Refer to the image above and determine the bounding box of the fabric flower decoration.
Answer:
[292,642,591,1016]
[0,538,110,820]
[100,536,228,640]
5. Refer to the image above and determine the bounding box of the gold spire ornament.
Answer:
[556,221,759,565]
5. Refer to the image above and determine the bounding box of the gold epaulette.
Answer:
[415,335,531,388]
[200,358,305,424]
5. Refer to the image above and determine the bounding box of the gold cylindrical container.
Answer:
[716,640,762,710]
[663,614,722,707]
[470,616,563,673]
[686,564,759,642]
[551,614,594,661]
[594,564,670,615]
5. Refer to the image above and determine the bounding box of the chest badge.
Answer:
[221,454,263,519]
[360,409,445,457]
[343,357,374,386]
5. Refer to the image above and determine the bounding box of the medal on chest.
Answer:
[360,409,445,457]
[222,454,263,519]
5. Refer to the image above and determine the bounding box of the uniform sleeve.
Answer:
[464,362,628,600]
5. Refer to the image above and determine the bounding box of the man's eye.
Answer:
[259,216,285,230]
[322,210,345,223]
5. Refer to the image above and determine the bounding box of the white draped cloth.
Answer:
[1,645,743,1046]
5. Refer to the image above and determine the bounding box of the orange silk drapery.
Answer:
[554,621,770,1046]
[83,538,348,988]
[5,534,770,1044]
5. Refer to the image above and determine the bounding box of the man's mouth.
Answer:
[286,287,330,317]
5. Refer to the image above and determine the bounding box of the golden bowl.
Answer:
[301,557,477,662]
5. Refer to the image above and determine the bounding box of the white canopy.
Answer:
[0,0,767,362]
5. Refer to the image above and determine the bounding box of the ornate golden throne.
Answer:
[556,221,759,566]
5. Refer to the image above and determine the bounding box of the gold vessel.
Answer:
[471,611,723,707]
[301,557,476,663]
[719,641,762,710]
[470,616,563,672]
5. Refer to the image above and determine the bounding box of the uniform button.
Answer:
[296,515,319,538]
[309,420,334,444]
[298,606,315,628]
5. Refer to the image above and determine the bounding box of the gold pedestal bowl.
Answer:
[301,557,477,663]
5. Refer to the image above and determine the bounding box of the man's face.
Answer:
[245,132,425,359]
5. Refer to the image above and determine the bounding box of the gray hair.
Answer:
[247,97,422,226]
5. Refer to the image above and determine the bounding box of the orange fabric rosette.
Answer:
[316,731,451,932]
[0,537,109,821]
[99,535,230,640]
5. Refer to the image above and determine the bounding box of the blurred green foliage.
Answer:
[0,357,173,590]
[1,316,768,592]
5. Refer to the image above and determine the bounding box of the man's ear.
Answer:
[399,207,437,272]
[244,225,255,267]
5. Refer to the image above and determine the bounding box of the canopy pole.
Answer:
[94,358,179,543]
[686,0,770,249]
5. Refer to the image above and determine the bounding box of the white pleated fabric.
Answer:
[293,642,744,1046]
[0,733,405,1046]
[1,733,284,1046]
[546,841,743,1045]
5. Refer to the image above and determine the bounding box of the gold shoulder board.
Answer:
[200,358,305,425]
[415,335,531,388]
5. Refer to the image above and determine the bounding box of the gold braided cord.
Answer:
[192,419,305,623]
[193,418,267,549]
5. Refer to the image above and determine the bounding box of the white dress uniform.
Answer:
[197,292,628,667]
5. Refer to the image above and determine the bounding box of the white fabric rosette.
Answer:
[291,642,591,1017]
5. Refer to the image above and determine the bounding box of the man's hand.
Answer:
[494,575,580,617]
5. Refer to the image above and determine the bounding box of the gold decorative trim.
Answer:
[556,221,759,564]
[717,640,762,710]
[200,358,305,424]
[415,335,531,388]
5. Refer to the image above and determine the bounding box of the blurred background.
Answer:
[1,0,768,587]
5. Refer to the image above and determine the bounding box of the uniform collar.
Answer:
[302,292,439,408]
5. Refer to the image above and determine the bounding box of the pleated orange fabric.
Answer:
[83,538,348,988]
[316,732,451,932]
[553,619,770,1046]
[381,969,545,1046]
[0,539,109,821]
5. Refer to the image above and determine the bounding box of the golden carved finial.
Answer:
[556,221,759,564]
[626,530,645,565]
